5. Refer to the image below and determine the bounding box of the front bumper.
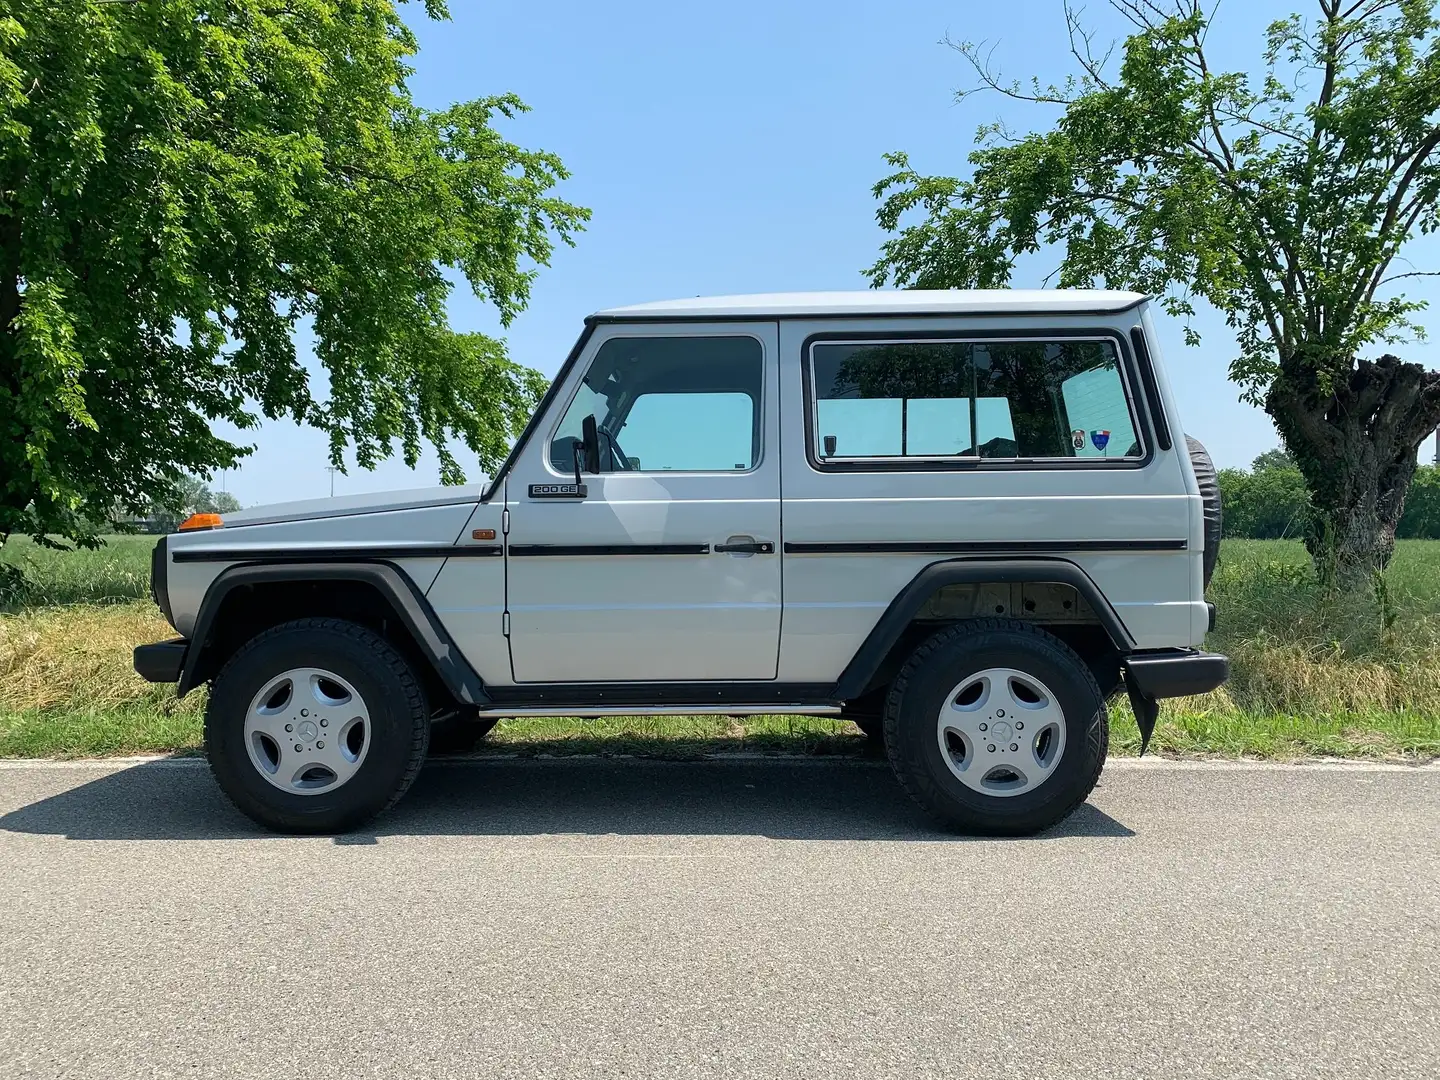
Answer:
[1124,650,1230,699]
[134,639,187,683]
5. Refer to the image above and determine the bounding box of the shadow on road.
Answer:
[0,757,1135,843]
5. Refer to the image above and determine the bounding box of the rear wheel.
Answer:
[884,619,1107,835]
[204,618,429,834]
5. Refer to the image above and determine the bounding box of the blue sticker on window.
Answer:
[1090,429,1111,452]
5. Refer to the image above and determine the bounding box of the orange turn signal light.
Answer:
[179,513,224,531]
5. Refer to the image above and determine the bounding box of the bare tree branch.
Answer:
[1377,270,1440,286]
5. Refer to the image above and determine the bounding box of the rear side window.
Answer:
[809,338,1140,463]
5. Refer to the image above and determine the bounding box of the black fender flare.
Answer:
[832,557,1136,701]
[177,561,487,706]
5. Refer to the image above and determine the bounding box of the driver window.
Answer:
[549,336,764,473]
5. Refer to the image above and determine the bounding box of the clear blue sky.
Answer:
[216,0,1440,506]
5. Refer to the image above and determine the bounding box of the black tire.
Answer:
[428,715,501,755]
[204,618,430,834]
[1186,435,1222,589]
[883,619,1108,835]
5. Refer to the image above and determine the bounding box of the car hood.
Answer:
[222,484,486,528]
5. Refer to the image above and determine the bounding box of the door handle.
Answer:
[714,538,774,554]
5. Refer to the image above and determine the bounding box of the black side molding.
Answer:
[175,562,487,705]
[833,557,1137,701]
[507,544,711,557]
[784,539,1185,555]
[134,639,187,683]
[172,544,501,563]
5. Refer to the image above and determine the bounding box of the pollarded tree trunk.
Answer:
[1266,351,1440,588]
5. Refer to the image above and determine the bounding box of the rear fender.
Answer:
[833,557,1135,701]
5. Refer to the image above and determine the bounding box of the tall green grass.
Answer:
[0,535,154,610]
[1203,540,1440,717]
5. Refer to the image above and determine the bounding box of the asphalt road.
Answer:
[1,757,1437,1080]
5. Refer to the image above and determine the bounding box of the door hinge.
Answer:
[501,508,511,535]
[502,611,511,637]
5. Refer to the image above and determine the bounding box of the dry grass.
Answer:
[0,602,204,757]
[1,603,177,711]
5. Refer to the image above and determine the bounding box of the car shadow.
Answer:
[0,758,1135,843]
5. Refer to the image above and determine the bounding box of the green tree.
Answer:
[869,1,1440,585]
[1218,458,1311,539]
[1250,448,1296,472]
[1397,464,1440,536]
[0,0,586,546]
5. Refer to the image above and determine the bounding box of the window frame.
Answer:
[801,328,1153,473]
[542,331,768,478]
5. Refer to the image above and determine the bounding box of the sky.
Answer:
[214,0,1440,506]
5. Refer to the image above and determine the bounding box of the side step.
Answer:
[472,704,844,718]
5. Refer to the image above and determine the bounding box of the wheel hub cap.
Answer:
[243,667,371,796]
[936,667,1066,798]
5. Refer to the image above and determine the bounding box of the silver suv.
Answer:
[136,290,1228,835]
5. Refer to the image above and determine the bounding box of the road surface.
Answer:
[1,757,1437,1079]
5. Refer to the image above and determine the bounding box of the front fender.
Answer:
[174,561,488,706]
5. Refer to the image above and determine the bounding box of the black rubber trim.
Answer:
[133,639,186,683]
[800,327,1153,474]
[506,544,711,557]
[1207,602,1217,632]
[172,545,501,563]
[586,296,1149,324]
[714,541,775,554]
[1130,327,1173,452]
[832,557,1137,700]
[150,535,173,627]
[784,539,1186,555]
[482,323,597,503]
[1126,678,1162,756]
[484,682,837,707]
[175,562,487,705]
[1124,650,1229,699]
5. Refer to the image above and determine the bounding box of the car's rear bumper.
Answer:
[1124,650,1229,699]
[134,639,187,683]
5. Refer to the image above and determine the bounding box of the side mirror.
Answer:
[822,434,837,457]
[581,414,602,475]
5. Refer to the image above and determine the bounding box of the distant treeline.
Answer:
[1221,450,1440,540]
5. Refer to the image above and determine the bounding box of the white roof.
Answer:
[592,289,1147,320]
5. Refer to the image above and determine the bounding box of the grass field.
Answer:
[2,535,1439,759]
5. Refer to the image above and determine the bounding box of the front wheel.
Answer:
[204,618,430,834]
[883,619,1108,835]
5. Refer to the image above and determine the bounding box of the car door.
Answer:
[504,323,782,684]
